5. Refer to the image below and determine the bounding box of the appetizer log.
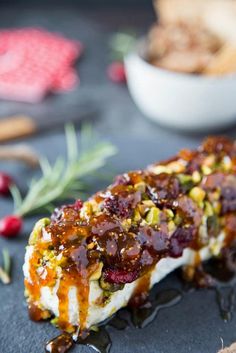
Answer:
[23,136,236,336]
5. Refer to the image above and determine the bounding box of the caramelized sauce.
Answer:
[130,288,182,329]
[183,241,236,321]
[28,302,46,321]
[45,286,182,353]
[45,332,73,353]
[57,275,71,331]
[77,327,111,353]
[129,272,152,308]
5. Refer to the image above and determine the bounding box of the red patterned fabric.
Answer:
[0,28,83,102]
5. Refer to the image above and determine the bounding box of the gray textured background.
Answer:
[0,4,236,353]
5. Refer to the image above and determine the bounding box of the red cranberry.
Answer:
[107,61,126,83]
[0,215,23,238]
[0,172,13,196]
[72,199,83,210]
[103,268,139,284]
[169,226,194,258]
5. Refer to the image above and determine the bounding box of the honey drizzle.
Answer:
[57,274,71,331]
[25,250,42,303]
[129,272,152,307]
[77,274,90,332]
[56,269,90,333]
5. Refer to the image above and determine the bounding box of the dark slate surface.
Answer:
[0,5,236,353]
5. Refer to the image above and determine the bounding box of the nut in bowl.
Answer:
[124,0,236,132]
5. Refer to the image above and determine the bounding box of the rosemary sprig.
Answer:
[0,249,11,284]
[11,124,117,217]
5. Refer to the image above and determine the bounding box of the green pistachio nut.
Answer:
[146,207,160,225]
[29,218,50,245]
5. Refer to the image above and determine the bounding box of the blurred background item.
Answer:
[0,28,82,103]
[125,0,236,131]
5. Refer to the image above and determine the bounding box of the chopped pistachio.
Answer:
[199,201,204,209]
[178,174,194,192]
[29,218,50,245]
[174,214,182,226]
[90,325,99,332]
[134,182,146,193]
[213,201,221,215]
[209,238,223,256]
[122,218,132,231]
[142,200,156,208]
[212,190,220,201]
[146,207,160,225]
[99,276,124,292]
[87,242,95,250]
[189,187,206,203]
[178,174,192,184]
[204,201,213,216]
[80,201,93,218]
[151,165,171,175]
[165,209,174,219]
[207,215,219,237]
[56,254,67,267]
[201,165,212,175]
[192,170,201,183]
[168,220,176,233]
[133,208,141,222]
[90,263,103,281]
[51,317,59,327]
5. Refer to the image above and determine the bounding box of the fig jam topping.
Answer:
[26,136,236,334]
[102,185,141,218]
[146,173,180,208]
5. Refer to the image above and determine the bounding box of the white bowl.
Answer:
[124,39,236,131]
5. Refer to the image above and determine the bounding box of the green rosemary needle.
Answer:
[0,249,11,284]
[11,124,117,217]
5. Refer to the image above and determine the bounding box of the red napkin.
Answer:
[0,28,83,102]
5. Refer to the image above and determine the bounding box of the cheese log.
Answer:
[23,136,236,334]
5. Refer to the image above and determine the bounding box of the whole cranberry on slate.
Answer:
[0,172,13,196]
[0,215,23,238]
[107,61,126,83]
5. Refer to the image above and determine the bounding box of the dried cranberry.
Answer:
[146,174,180,208]
[185,154,205,174]
[91,214,123,235]
[202,173,225,190]
[138,226,169,256]
[72,199,83,210]
[176,195,202,227]
[94,224,141,272]
[103,268,139,284]
[0,215,22,238]
[220,176,236,214]
[169,226,195,258]
[0,172,13,196]
[103,188,141,218]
